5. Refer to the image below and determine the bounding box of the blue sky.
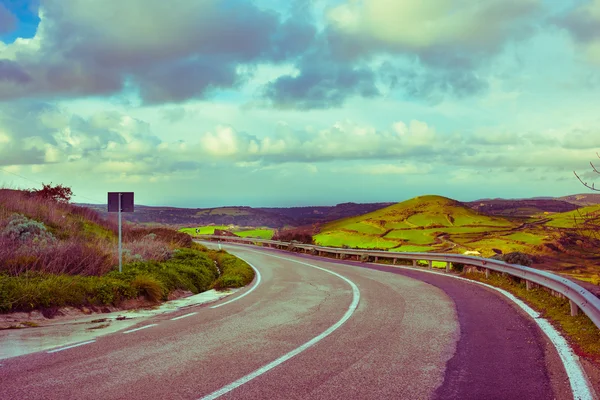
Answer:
[1,0,599,207]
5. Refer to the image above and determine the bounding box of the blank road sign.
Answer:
[108,192,134,212]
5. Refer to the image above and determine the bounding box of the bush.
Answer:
[499,252,533,267]
[1,213,56,244]
[452,262,465,272]
[212,252,255,290]
[132,275,164,302]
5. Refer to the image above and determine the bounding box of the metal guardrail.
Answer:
[198,234,600,330]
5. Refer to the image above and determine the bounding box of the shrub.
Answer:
[132,275,164,302]
[31,183,73,203]
[1,213,56,244]
[123,235,173,262]
[501,252,533,267]
[452,262,465,272]
[212,252,254,290]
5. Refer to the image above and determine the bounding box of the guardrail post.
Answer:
[374,256,378,262]
[570,300,579,316]
[526,280,532,291]
[412,259,417,267]
[445,262,450,273]
[428,260,432,269]
[485,268,490,278]
[393,258,397,265]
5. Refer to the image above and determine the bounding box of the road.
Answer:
[0,243,572,399]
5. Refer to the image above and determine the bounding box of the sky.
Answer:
[0,0,600,208]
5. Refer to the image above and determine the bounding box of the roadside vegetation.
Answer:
[0,187,255,314]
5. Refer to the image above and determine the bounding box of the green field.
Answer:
[235,228,274,239]
[544,205,600,228]
[180,226,274,239]
[180,226,229,235]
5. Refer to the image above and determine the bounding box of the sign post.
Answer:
[108,192,134,273]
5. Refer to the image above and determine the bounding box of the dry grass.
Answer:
[0,189,194,276]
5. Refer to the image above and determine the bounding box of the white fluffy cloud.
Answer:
[328,0,538,51]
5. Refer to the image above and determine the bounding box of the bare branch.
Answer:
[573,171,600,191]
[591,161,600,175]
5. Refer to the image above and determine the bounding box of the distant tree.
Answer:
[33,183,73,203]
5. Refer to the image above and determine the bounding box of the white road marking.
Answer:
[210,262,262,309]
[47,340,96,354]
[199,251,361,400]
[171,312,198,321]
[368,262,595,400]
[122,324,158,334]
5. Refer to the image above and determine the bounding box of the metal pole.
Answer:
[118,193,122,273]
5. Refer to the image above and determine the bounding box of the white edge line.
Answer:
[47,340,96,354]
[122,323,158,334]
[210,262,262,309]
[199,251,361,400]
[366,262,595,400]
[171,312,198,321]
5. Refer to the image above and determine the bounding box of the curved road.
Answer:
[0,243,573,399]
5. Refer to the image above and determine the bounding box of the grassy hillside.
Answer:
[314,194,600,282]
[316,195,523,254]
[0,189,254,313]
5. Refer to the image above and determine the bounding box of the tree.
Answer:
[572,154,600,249]
[573,152,600,191]
[33,183,73,203]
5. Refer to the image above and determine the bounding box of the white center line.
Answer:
[47,340,96,354]
[171,312,198,321]
[210,262,262,309]
[123,324,158,334]
[199,250,360,400]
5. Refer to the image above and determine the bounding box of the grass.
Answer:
[235,228,274,239]
[0,248,219,312]
[465,271,600,361]
[0,189,257,313]
[317,195,521,252]
[211,251,255,289]
[180,226,230,235]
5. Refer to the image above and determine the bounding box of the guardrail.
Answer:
[197,234,600,330]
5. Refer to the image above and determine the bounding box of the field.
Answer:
[313,195,600,282]
[181,226,274,240]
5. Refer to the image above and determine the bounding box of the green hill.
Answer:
[315,195,537,254]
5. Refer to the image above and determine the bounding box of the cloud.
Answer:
[262,51,379,109]
[555,0,600,65]
[0,0,316,103]
[0,3,17,35]
[323,0,539,102]
[326,0,539,57]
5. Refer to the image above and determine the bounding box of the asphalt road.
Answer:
[0,244,572,399]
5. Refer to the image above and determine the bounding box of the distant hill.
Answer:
[557,193,600,206]
[315,195,517,252]
[465,199,579,218]
[78,193,600,228]
[81,204,297,228]
[258,202,395,226]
